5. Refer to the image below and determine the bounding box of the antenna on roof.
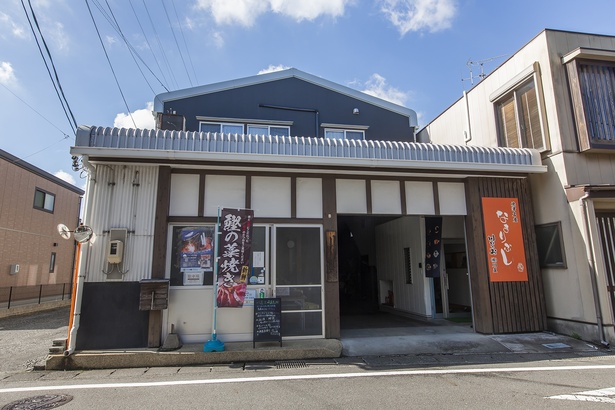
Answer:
[462,54,508,86]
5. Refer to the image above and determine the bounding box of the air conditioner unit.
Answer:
[156,112,185,131]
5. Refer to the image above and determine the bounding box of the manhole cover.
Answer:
[2,394,73,410]
[276,360,308,369]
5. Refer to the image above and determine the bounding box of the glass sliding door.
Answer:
[273,225,324,337]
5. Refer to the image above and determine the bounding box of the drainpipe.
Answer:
[65,158,96,356]
[580,192,609,347]
[463,91,472,144]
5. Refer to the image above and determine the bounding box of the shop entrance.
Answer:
[432,240,472,320]
[337,215,397,318]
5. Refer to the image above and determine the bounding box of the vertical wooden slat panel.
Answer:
[322,177,340,338]
[468,176,546,334]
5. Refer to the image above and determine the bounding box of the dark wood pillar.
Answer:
[322,176,340,339]
[148,166,172,347]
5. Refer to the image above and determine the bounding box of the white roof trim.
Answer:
[562,47,615,64]
[72,126,546,175]
[154,68,418,127]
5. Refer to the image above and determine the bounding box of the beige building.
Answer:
[418,29,615,346]
[0,149,83,306]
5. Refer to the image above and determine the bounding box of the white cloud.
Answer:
[46,21,69,52]
[195,0,352,27]
[380,0,457,35]
[114,102,155,130]
[212,31,225,48]
[0,11,27,39]
[258,65,291,75]
[0,61,17,86]
[360,73,408,106]
[105,35,117,47]
[54,170,76,186]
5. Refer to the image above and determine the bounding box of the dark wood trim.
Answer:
[322,176,340,339]
[149,166,172,347]
[168,216,324,224]
[433,181,440,215]
[291,176,297,218]
[400,180,407,215]
[245,176,252,209]
[198,172,206,217]
[366,179,372,215]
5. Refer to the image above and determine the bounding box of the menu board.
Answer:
[253,298,282,348]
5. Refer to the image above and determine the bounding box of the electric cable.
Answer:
[20,0,77,132]
[128,0,170,89]
[143,0,178,89]
[171,0,199,84]
[84,0,137,128]
[161,0,193,86]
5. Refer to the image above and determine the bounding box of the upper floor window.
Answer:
[564,53,615,151]
[324,129,365,140]
[199,122,243,135]
[34,188,55,213]
[247,125,290,137]
[495,80,545,150]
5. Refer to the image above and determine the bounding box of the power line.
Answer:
[0,82,72,139]
[171,0,198,85]
[129,0,170,89]
[143,0,178,89]
[84,0,137,128]
[20,0,78,132]
[161,0,193,86]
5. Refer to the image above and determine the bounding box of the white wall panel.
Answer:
[84,165,158,282]
[204,175,245,216]
[405,181,435,215]
[375,216,430,317]
[296,178,322,218]
[251,176,291,217]
[169,174,199,216]
[336,179,367,214]
[438,182,467,215]
[371,180,401,214]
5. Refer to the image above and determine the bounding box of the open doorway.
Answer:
[432,240,472,321]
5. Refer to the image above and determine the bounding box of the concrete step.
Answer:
[52,338,66,347]
[48,346,64,354]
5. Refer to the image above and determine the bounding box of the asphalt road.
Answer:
[0,307,69,373]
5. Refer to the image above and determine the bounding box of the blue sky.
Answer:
[1,0,614,188]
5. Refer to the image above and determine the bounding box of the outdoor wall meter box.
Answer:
[106,240,124,264]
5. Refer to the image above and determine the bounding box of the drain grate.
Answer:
[276,360,309,369]
[2,394,73,410]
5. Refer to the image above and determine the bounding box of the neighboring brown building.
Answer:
[0,149,83,307]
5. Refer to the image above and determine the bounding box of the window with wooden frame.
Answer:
[565,55,615,151]
[495,79,545,150]
[490,62,549,152]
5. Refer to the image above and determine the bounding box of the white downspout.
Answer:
[580,192,609,347]
[65,157,96,356]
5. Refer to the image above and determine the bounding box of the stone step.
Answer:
[48,346,64,354]
[52,338,66,347]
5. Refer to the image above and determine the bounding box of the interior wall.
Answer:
[375,216,430,317]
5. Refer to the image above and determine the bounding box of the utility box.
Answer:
[9,264,20,275]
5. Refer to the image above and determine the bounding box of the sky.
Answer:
[1,0,615,189]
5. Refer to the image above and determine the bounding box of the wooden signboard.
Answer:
[253,298,282,348]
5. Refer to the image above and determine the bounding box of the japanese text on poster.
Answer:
[217,208,254,307]
[482,197,528,282]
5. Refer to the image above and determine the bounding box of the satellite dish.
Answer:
[57,224,71,240]
[73,225,94,243]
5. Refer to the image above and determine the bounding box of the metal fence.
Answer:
[0,283,72,310]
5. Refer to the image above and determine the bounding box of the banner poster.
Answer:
[216,208,254,308]
[178,226,214,285]
[481,197,528,282]
[424,217,443,278]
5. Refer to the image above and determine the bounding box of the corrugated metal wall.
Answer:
[84,164,158,282]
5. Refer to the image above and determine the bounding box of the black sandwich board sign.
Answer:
[253,297,282,348]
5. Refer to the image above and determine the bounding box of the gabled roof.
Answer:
[154,68,418,127]
[72,126,545,175]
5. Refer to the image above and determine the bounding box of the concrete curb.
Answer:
[46,339,343,370]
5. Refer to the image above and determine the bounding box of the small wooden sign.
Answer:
[139,279,169,311]
[253,298,282,348]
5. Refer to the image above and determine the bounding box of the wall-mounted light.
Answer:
[353,108,360,115]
